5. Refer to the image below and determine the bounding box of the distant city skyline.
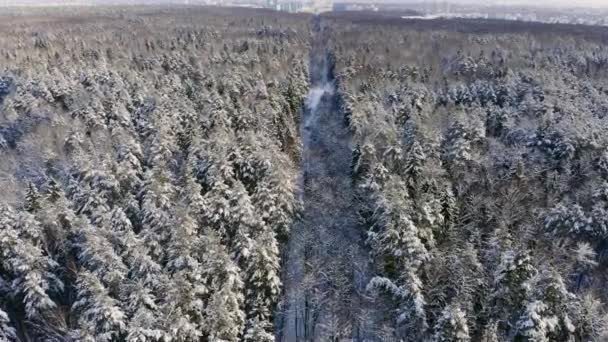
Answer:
[387,0,607,9]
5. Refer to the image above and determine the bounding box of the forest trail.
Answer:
[277,18,376,342]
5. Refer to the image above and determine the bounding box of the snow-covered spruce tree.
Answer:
[491,250,537,337]
[24,181,42,213]
[441,121,473,172]
[514,301,560,342]
[514,271,575,341]
[114,136,145,196]
[73,217,127,288]
[366,175,430,339]
[404,140,426,187]
[544,203,596,240]
[226,180,255,265]
[433,305,471,342]
[251,176,297,241]
[243,316,274,342]
[439,185,458,238]
[45,177,64,204]
[243,227,282,341]
[138,167,176,261]
[0,206,62,322]
[71,270,126,341]
[0,308,16,341]
[570,242,598,291]
[163,214,208,338]
[68,164,121,227]
[200,160,236,240]
[201,229,246,342]
[121,280,165,342]
[572,293,608,341]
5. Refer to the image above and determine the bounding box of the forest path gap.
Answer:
[277,17,376,342]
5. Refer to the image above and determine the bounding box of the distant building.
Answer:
[268,0,332,14]
[333,2,378,12]
[266,0,278,10]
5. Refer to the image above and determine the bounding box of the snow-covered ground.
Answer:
[277,19,377,341]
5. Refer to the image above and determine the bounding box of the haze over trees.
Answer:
[0,5,608,342]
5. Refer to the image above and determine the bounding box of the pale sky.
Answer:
[424,0,608,8]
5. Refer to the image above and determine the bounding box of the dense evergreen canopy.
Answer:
[0,6,608,342]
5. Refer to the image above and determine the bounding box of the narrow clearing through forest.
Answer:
[277,18,376,342]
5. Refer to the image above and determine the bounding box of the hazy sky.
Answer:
[425,0,608,8]
[1,0,606,9]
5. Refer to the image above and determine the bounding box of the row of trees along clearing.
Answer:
[0,7,311,341]
[328,13,608,342]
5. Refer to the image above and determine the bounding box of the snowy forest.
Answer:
[1,5,608,342]
[0,7,309,341]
